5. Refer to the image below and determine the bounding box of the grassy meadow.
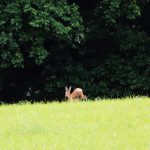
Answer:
[0,97,150,150]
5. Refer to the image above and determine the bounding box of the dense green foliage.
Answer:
[0,0,149,102]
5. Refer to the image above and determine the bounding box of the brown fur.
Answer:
[65,86,87,101]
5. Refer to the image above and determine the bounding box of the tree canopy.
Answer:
[0,0,149,102]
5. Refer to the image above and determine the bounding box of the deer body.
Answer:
[65,86,87,101]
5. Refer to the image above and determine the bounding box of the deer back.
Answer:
[70,88,85,99]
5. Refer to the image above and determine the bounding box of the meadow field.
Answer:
[0,97,150,150]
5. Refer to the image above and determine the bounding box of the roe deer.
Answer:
[65,86,87,101]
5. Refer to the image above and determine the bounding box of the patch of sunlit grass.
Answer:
[0,97,150,150]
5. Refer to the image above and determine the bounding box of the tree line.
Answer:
[0,0,149,102]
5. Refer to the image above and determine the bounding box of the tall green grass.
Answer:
[0,97,150,150]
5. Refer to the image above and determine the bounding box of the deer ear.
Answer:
[69,86,72,91]
[65,87,68,91]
